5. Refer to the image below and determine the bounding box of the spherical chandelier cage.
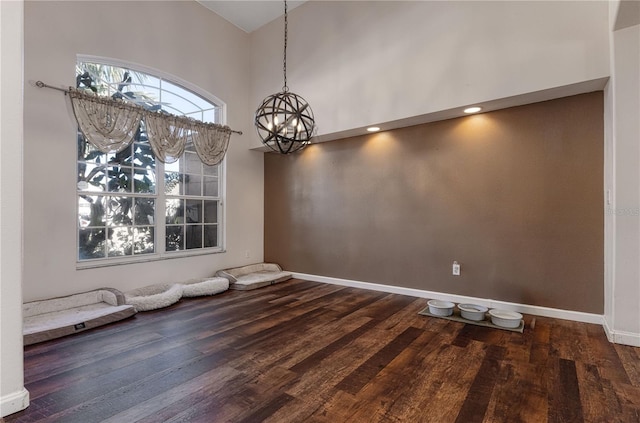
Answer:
[255,90,316,154]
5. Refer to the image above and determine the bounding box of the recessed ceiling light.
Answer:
[464,106,482,114]
[367,126,381,132]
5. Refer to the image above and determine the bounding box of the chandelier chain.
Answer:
[254,0,315,154]
[283,0,288,92]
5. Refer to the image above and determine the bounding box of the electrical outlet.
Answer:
[245,250,251,259]
[452,261,461,276]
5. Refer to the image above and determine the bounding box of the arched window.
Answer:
[76,59,225,264]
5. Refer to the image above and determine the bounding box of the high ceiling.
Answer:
[197,1,307,33]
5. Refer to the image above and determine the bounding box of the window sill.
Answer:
[76,248,226,270]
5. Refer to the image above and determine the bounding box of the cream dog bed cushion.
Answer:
[125,283,183,311]
[215,263,292,290]
[23,288,136,345]
[181,277,229,297]
[125,278,229,311]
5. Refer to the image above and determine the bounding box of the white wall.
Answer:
[1,0,29,416]
[250,1,609,148]
[23,1,264,302]
[604,0,640,346]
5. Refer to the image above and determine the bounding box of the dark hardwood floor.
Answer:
[6,279,640,422]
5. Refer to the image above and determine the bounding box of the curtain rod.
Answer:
[35,80,243,135]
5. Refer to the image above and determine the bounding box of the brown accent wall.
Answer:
[265,92,604,313]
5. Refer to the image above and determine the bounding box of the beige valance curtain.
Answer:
[144,111,190,164]
[69,89,143,154]
[69,88,233,165]
[144,111,232,165]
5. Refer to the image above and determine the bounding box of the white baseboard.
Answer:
[0,388,29,418]
[291,272,604,325]
[603,318,615,342]
[603,318,640,347]
[611,331,640,347]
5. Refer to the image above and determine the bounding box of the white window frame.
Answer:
[76,56,227,269]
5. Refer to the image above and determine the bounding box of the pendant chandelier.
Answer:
[255,0,316,154]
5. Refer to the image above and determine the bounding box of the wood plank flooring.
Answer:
[5,279,640,422]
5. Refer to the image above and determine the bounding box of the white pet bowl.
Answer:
[458,303,488,321]
[488,309,523,328]
[427,299,455,316]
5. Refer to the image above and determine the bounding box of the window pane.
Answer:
[204,225,217,248]
[185,110,203,121]
[203,176,218,197]
[201,109,217,124]
[126,83,161,105]
[126,79,161,109]
[166,199,183,224]
[78,63,124,94]
[186,225,202,249]
[203,164,218,177]
[78,163,106,192]
[134,168,156,194]
[107,196,133,226]
[203,200,218,223]
[165,159,180,173]
[107,166,133,192]
[129,72,160,90]
[107,145,133,166]
[185,200,202,223]
[133,142,155,169]
[108,227,133,256]
[161,84,206,116]
[185,151,201,174]
[165,172,182,195]
[79,228,106,259]
[134,227,154,254]
[166,225,183,251]
[78,138,106,163]
[162,80,214,111]
[185,174,202,196]
[135,198,155,225]
[78,195,105,227]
